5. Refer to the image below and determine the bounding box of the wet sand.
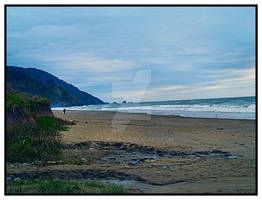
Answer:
[7,110,256,194]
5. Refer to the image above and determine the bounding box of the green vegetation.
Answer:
[6,93,24,108]
[6,179,138,194]
[38,180,81,194]
[6,116,67,163]
[6,86,67,163]
[85,181,128,193]
[6,91,50,116]
[36,116,67,132]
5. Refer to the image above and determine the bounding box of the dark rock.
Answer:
[114,142,123,148]
[224,155,237,159]
[139,158,146,162]
[211,149,227,154]
[128,160,140,165]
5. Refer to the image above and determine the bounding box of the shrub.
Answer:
[6,116,66,163]
[7,179,135,194]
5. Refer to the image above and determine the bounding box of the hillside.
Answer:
[6,66,105,107]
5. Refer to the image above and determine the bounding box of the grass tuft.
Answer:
[38,180,81,194]
[6,179,138,194]
[6,116,67,163]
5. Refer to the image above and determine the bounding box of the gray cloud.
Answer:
[7,7,256,102]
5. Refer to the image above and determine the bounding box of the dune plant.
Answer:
[6,116,67,163]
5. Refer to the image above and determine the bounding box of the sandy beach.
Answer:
[7,110,256,194]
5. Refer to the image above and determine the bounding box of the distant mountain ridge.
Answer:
[6,66,105,107]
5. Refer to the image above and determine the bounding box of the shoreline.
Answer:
[51,109,256,121]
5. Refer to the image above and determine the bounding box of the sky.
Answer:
[6,6,256,103]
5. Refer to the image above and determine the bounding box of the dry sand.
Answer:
[55,110,256,159]
[7,110,256,194]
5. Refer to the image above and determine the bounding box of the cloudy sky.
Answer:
[7,6,256,102]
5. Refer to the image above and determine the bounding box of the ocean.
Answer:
[52,96,256,120]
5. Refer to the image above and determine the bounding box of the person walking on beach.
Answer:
[63,109,66,114]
